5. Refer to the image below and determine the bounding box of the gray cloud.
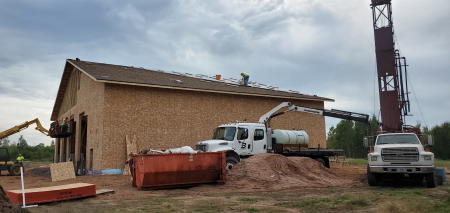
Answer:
[0,0,449,146]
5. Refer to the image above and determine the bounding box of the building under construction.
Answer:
[51,59,334,174]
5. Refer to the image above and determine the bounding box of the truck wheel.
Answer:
[226,157,239,171]
[367,165,379,186]
[425,171,437,188]
[314,158,326,167]
[9,165,22,176]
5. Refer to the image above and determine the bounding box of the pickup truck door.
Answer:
[237,126,253,155]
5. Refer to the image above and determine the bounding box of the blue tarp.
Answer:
[102,169,124,175]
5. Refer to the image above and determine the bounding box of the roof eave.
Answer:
[96,79,335,102]
[50,60,75,121]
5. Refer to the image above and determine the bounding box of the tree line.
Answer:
[424,122,450,160]
[0,134,54,161]
[326,117,450,160]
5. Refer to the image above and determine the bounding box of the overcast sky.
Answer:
[1,0,449,147]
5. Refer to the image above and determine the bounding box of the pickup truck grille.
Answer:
[381,147,419,162]
[195,144,207,152]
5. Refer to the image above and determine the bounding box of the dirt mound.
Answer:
[226,153,354,191]
[28,167,51,179]
[0,185,30,213]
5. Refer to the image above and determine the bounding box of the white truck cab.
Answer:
[196,123,268,156]
[365,133,436,187]
[195,122,268,170]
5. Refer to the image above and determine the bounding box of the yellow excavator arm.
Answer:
[0,118,50,140]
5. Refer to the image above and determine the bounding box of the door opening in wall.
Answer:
[56,138,60,163]
[69,119,76,162]
[78,113,88,175]
[61,138,66,162]
[89,149,93,170]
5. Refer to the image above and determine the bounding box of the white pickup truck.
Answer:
[365,133,436,187]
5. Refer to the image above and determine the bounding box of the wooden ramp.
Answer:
[6,183,96,205]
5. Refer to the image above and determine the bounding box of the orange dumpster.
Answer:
[132,152,226,190]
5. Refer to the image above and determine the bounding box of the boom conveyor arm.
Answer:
[259,102,369,125]
[0,118,50,140]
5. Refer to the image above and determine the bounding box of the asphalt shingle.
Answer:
[67,59,334,102]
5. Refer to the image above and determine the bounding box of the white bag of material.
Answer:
[149,149,164,154]
[165,146,197,154]
[168,148,182,153]
[180,146,197,154]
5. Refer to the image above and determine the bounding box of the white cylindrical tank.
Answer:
[272,129,309,146]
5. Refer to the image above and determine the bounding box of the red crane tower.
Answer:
[370,0,416,133]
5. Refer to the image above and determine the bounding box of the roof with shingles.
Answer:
[51,59,334,120]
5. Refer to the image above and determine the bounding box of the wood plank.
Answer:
[96,189,114,195]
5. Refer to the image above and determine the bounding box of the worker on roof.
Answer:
[61,117,68,132]
[16,154,24,164]
[240,73,249,86]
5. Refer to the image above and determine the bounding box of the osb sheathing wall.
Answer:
[55,70,105,169]
[102,84,326,169]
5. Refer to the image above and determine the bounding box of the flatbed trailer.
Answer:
[273,146,343,168]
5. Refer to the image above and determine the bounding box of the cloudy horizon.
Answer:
[1,0,449,146]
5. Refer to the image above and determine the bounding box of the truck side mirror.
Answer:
[428,135,433,146]
[363,137,369,147]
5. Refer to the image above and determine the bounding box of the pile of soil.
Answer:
[0,185,30,213]
[226,153,354,191]
[29,167,51,179]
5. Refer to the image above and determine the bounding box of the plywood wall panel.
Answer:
[55,71,105,169]
[102,84,327,169]
[50,162,76,182]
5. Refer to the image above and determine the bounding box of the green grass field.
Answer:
[435,159,450,168]
[347,158,450,167]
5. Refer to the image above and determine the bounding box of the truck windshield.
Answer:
[212,127,236,141]
[376,134,421,145]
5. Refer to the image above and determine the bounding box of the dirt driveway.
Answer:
[1,156,448,213]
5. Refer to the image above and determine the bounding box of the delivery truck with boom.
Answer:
[195,102,369,170]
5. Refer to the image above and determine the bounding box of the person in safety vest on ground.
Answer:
[16,154,24,164]
[240,73,249,86]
